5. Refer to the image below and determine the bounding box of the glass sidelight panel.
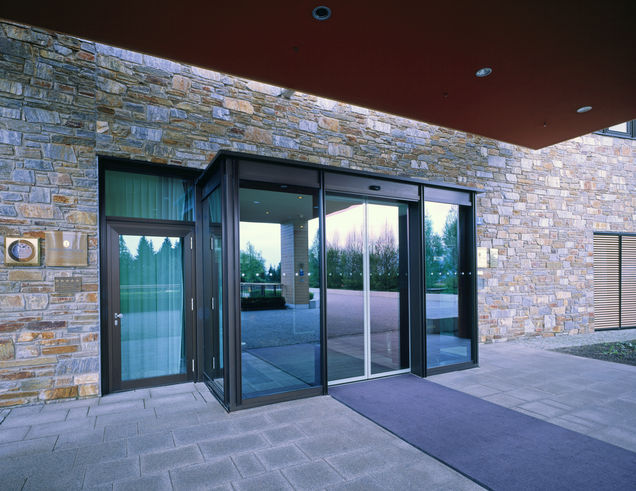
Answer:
[239,184,321,399]
[425,202,471,368]
[325,197,365,381]
[203,188,224,393]
[119,234,186,380]
[326,196,410,382]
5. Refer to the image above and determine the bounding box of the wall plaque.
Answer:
[477,247,488,268]
[45,231,88,266]
[5,237,40,266]
[55,277,82,294]
[489,248,499,268]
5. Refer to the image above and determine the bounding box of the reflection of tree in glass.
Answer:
[425,209,458,293]
[324,224,400,292]
[369,222,399,291]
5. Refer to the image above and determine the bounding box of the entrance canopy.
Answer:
[2,1,635,149]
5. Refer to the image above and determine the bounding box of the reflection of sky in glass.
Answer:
[426,202,455,236]
[240,218,319,269]
[122,236,180,258]
[326,204,399,247]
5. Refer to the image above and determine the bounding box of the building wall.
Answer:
[0,22,634,406]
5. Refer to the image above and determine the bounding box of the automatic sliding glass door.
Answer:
[326,196,409,383]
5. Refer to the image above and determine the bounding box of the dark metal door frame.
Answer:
[105,220,196,392]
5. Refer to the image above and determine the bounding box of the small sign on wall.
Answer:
[45,231,88,266]
[55,277,83,294]
[5,237,40,266]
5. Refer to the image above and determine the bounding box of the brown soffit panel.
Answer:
[1,1,635,149]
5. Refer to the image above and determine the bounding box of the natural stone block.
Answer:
[147,105,170,122]
[245,126,273,145]
[16,203,58,219]
[12,169,35,184]
[299,120,318,133]
[43,143,77,163]
[366,119,390,133]
[0,339,15,361]
[30,187,51,203]
[97,76,126,94]
[79,383,99,397]
[172,75,192,93]
[96,121,109,134]
[24,159,53,171]
[319,116,339,132]
[223,97,254,114]
[24,107,61,124]
[191,66,221,81]
[41,386,79,400]
[0,295,24,311]
[65,210,97,225]
[26,294,48,310]
[131,126,162,142]
[246,80,282,96]
[52,194,76,205]
[0,129,22,145]
[42,345,79,355]
[8,270,43,281]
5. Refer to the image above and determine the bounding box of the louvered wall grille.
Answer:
[622,236,636,328]
[593,233,636,330]
[594,234,620,330]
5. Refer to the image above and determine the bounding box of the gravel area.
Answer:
[509,328,636,350]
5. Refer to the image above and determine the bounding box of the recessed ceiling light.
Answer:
[253,200,260,204]
[265,210,270,215]
[297,196,303,200]
[475,67,492,78]
[312,6,331,21]
[576,106,592,113]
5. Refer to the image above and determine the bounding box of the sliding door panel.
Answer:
[368,201,409,375]
[325,196,365,382]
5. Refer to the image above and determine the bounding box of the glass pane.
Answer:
[425,202,471,368]
[203,187,224,393]
[239,185,321,399]
[326,196,365,381]
[608,122,628,133]
[119,234,186,380]
[368,201,409,374]
[105,170,194,221]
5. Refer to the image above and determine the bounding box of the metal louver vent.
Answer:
[621,236,636,328]
[593,234,620,330]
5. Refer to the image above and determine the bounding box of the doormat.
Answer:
[329,374,636,491]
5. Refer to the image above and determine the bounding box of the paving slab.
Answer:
[431,336,636,452]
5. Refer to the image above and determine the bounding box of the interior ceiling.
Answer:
[2,1,635,149]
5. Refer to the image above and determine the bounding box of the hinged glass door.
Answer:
[107,222,194,390]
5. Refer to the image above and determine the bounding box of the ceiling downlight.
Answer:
[576,106,592,113]
[312,6,331,21]
[475,67,492,78]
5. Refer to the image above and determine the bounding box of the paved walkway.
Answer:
[1,330,634,489]
[0,384,480,490]
[430,332,636,452]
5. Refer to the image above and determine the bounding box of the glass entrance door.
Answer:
[326,196,410,383]
[107,223,193,390]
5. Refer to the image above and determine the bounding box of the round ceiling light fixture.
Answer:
[576,106,592,113]
[475,67,492,78]
[312,6,332,21]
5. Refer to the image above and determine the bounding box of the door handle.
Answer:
[114,312,123,326]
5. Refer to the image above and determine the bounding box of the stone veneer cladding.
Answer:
[0,21,634,406]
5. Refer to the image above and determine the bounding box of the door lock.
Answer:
[114,312,123,326]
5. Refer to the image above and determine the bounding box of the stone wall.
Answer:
[0,21,634,405]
